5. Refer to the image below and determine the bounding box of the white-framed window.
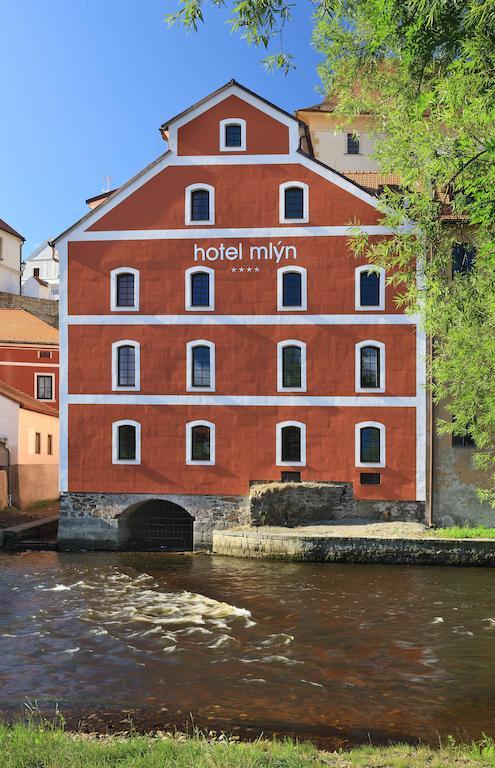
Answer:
[186,340,215,392]
[277,266,307,311]
[279,181,309,224]
[219,118,246,151]
[355,265,385,311]
[186,420,215,465]
[38,350,53,359]
[112,420,141,465]
[34,373,55,402]
[276,421,306,467]
[185,266,215,311]
[277,340,307,392]
[355,340,385,393]
[185,183,215,225]
[110,267,139,312]
[112,340,140,391]
[355,421,386,468]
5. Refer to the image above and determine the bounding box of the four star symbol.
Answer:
[231,265,261,273]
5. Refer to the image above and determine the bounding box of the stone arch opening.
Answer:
[119,499,194,551]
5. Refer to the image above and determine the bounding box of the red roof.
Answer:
[0,218,24,241]
[0,380,58,417]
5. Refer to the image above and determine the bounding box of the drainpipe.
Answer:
[0,437,12,508]
[426,332,434,528]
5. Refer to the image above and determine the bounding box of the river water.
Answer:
[1,550,495,747]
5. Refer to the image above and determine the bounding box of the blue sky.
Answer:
[0,0,321,255]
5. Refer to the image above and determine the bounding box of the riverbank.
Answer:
[2,725,495,768]
[213,524,495,565]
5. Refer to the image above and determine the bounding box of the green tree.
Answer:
[168,0,495,504]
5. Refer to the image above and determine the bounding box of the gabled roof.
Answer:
[0,309,58,345]
[0,379,58,417]
[24,240,53,262]
[0,218,24,241]
[160,78,305,137]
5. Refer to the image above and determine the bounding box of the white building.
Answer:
[0,218,24,295]
[22,240,59,300]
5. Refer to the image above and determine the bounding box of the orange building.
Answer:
[55,81,426,550]
[0,309,59,408]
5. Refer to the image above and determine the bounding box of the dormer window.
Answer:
[347,133,360,155]
[219,118,246,151]
[279,182,309,224]
[185,184,215,225]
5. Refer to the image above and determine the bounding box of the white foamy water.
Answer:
[77,569,255,654]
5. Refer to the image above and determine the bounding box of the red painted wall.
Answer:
[88,164,381,231]
[67,236,401,316]
[66,92,420,503]
[0,345,59,408]
[176,95,290,156]
[68,324,416,397]
[68,404,416,499]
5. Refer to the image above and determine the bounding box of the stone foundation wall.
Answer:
[248,481,425,526]
[249,481,354,526]
[59,492,249,550]
[213,529,495,567]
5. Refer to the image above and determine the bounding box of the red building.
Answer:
[0,309,59,408]
[56,81,426,550]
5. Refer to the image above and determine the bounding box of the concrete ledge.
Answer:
[213,529,495,567]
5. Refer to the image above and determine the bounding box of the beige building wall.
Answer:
[0,230,22,294]
[298,111,380,172]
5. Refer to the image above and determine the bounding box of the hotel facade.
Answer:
[56,81,426,550]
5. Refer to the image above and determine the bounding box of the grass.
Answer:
[430,525,495,539]
[2,724,495,768]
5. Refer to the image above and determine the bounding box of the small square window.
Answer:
[360,472,381,485]
[281,471,301,483]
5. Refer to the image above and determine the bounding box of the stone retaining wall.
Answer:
[0,292,58,328]
[248,481,425,526]
[213,529,495,567]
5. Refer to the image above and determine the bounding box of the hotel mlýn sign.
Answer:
[193,242,298,264]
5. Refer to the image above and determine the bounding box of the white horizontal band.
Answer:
[0,360,59,368]
[68,394,416,407]
[68,313,418,326]
[72,225,406,242]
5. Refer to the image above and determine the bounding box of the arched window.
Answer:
[185,183,215,225]
[279,182,309,223]
[110,267,139,311]
[355,340,385,392]
[219,118,246,151]
[186,340,215,391]
[112,341,140,391]
[186,420,215,465]
[277,340,306,391]
[276,421,306,466]
[355,265,385,311]
[185,266,215,311]
[112,420,141,464]
[277,266,307,311]
[355,422,385,467]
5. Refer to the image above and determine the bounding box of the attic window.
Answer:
[219,119,246,152]
[347,133,360,155]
